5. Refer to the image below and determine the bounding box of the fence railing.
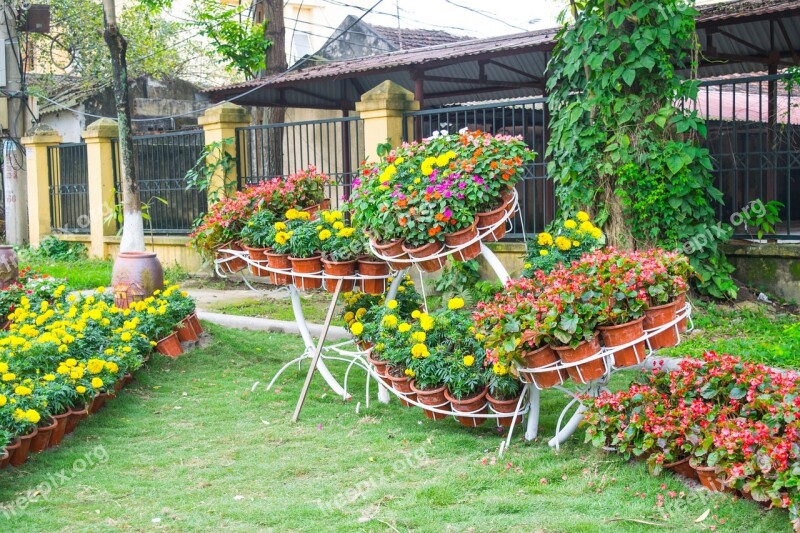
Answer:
[236,116,365,211]
[695,73,799,239]
[112,130,207,235]
[403,97,554,239]
[47,143,90,234]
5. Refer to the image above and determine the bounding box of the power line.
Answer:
[441,0,528,33]
[35,0,388,122]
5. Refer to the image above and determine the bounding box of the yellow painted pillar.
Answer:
[21,124,62,247]
[82,118,119,258]
[197,103,251,205]
[355,80,420,162]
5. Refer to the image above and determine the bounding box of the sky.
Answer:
[312,0,568,40]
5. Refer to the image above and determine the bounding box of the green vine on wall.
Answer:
[185,137,238,204]
[546,0,737,299]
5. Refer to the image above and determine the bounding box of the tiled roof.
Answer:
[369,25,470,50]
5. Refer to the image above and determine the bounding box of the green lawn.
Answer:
[0,323,789,532]
[660,299,800,369]
[210,293,346,325]
[21,257,113,291]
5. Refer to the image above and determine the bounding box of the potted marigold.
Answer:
[240,209,277,277]
[288,220,323,291]
[264,221,294,286]
[318,211,364,293]
[523,212,604,277]
[486,370,524,428]
[444,350,487,427]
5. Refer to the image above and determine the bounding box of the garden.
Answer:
[1,0,799,531]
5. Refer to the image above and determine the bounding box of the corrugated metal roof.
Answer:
[205,0,800,109]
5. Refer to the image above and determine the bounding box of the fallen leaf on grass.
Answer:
[695,509,710,523]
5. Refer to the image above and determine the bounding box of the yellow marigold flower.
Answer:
[394,157,404,165]
[91,377,103,389]
[411,310,421,319]
[579,220,594,232]
[2,373,15,382]
[447,297,464,311]
[350,322,364,336]
[572,240,580,247]
[404,368,415,377]
[524,263,532,269]
[435,153,450,167]
[387,300,398,310]
[120,332,132,342]
[285,208,301,220]
[397,286,405,292]
[463,355,475,367]
[564,219,577,229]
[105,362,119,373]
[70,367,85,379]
[0,362,7,373]
[411,343,430,359]
[76,385,87,394]
[411,331,426,343]
[96,286,106,294]
[398,323,411,333]
[590,227,603,239]
[25,409,40,424]
[419,314,434,331]
[274,221,287,231]
[0,395,6,406]
[355,308,367,319]
[56,365,69,375]
[420,157,436,176]
[43,374,55,381]
[87,359,105,374]
[555,236,572,251]
[319,229,332,241]
[475,333,485,341]
[343,311,355,323]
[14,385,32,396]
[381,314,398,329]
[493,363,509,376]
[66,358,77,367]
[576,211,590,222]
[537,232,554,246]
[332,221,345,231]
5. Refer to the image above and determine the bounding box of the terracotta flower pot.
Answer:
[48,411,71,447]
[4,440,19,467]
[386,370,417,408]
[244,246,271,277]
[156,331,184,357]
[444,224,481,262]
[371,239,409,270]
[598,317,647,368]
[411,381,449,420]
[553,334,605,384]
[176,317,199,343]
[476,200,508,242]
[367,353,389,378]
[675,292,688,333]
[0,448,9,469]
[664,456,699,481]
[187,312,204,336]
[65,407,88,435]
[695,465,727,492]
[402,241,446,273]
[215,241,247,275]
[322,258,356,293]
[644,301,679,350]
[357,258,389,295]
[487,391,522,428]
[445,387,488,428]
[265,252,292,286]
[0,245,19,289]
[88,392,114,414]
[519,344,567,389]
[30,420,57,453]
[111,251,164,309]
[10,429,38,467]
[290,255,323,291]
[122,373,134,387]
[501,188,515,215]
[113,377,125,393]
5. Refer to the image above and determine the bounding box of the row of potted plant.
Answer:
[474,243,691,387]
[348,130,535,272]
[0,279,199,468]
[583,351,800,524]
[189,166,332,264]
[347,292,525,428]
[236,208,393,294]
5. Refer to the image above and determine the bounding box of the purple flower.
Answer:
[443,207,453,218]
[443,191,452,199]
[474,176,485,185]
[458,182,467,190]
[426,186,434,194]
[457,193,465,200]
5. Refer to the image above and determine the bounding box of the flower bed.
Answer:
[583,351,800,524]
[348,130,535,271]
[0,275,199,467]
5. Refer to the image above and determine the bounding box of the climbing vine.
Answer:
[546,0,737,298]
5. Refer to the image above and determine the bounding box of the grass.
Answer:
[210,293,345,325]
[0,323,790,532]
[20,257,112,291]
[660,299,800,369]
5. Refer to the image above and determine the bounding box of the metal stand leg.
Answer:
[524,385,540,441]
[548,405,588,449]
[289,284,351,401]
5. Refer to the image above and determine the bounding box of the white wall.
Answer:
[39,108,86,143]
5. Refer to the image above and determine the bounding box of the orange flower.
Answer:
[502,173,510,181]
[428,226,442,237]
[490,161,499,169]
[399,216,408,227]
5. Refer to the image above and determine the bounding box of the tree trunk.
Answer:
[103,0,144,252]
[253,0,287,179]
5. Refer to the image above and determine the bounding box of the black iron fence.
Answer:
[696,73,799,239]
[236,116,365,210]
[404,97,553,239]
[47,143,90,234]
[112,130,207,235]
